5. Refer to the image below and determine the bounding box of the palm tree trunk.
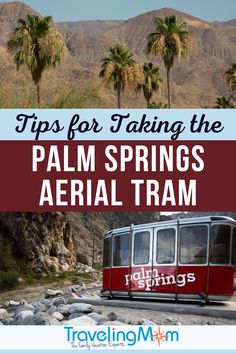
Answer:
[117,81,122,109]
[230,90,236,104]
[167,67,171,108]
[36,81,41,107]
[147,97,150,108]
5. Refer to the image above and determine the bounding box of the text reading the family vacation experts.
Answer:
[32,144,205,207]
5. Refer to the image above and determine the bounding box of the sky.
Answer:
[2,0,236,22]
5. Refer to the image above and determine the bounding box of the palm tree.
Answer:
[214,96,235,109]
[99,43,143,108]
[7,14,66,106]
[137,62,162,108]
[225,64,236,100]
[147,15,191,108]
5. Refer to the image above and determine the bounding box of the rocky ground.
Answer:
[1,285,236,326]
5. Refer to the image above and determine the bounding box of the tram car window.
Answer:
[133,231,150,265]
[113,233,130,266]
[210,225,231,264]
[103,238,111,268]
[180,225,207,264]
[156,228,175,264]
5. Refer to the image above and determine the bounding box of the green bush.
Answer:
[50,86,105,108]
[0,270,19,289]
[69,275,81,284]
[0,237,17,272]
[77,253,89,265]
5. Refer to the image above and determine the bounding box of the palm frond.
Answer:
[7,13,66,104]
[225,63,236,91]
[147,15,191,68]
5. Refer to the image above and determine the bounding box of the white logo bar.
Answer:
[0,325,235,350]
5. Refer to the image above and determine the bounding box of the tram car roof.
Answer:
[104,216,236,237]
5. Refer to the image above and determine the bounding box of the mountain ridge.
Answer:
[0,1,37,44]
[0,2,236,107]
[58,20,124,37]
[216,19,236,28]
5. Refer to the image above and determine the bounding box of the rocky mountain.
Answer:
[0,3,236,107]
[0,211,160,289]
[0,212,78,274]
[58,20,124,37]
[0,1,37,45]
[216,19,236,28]
[62,7,236,107]
[0,1,112,108]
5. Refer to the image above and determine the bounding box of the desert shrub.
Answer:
[0,236,17,272]
[50,85,105,108]
[0,270,19,289]
[77,253,89,265]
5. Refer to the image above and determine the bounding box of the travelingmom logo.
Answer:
[152,326,179,346]
[64,325,180,349]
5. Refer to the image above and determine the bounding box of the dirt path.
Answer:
[0,279,93,304]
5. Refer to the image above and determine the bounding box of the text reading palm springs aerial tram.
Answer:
[102,216,236,302]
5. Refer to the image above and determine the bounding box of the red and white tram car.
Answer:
[102,216,236,302]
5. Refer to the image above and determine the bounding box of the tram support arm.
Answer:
[128,223,134,298]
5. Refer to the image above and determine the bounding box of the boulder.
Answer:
[88,313,105,325]
[47,306,58,315]
[64,315,97,326]
[52,312,64,321]
[24,312,60,325]
[107,312,118,321]
[207,321,216,325]
[44,289,64,298]
[15,310,34,322]
[51,298,65,307]
[34,303,47,313]
[68,303,94,314]
[0,309,8,321]
[57,304,70,315]
[68,313,83,320]
[41,299,52,307]
[8,301,20,307]
[15,304,35,315]
[2,317,15,325]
